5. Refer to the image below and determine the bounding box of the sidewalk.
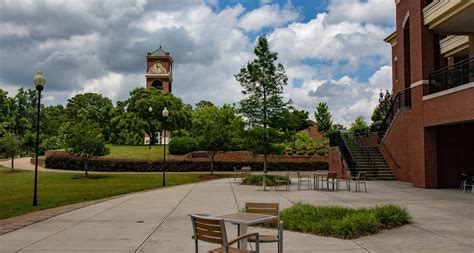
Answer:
[1,178,473,252]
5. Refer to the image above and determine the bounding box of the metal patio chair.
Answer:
[245,203,283,253]
[190,214,260,253]
[275,171,290,191]
[297,172,311,190]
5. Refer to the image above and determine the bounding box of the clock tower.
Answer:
[146,46,173,93]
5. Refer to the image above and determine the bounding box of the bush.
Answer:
[169,136,199,155]
[241,175,291,186]
[280,203,410,239]
[44,152,329,172]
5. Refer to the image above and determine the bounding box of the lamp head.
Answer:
[34,71,45,91]
[162,107,169,117]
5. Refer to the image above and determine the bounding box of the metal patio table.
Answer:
[313,171,329,190]
[218,212,278,250]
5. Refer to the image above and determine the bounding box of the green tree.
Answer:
[276,107,311,141]
[65,121,110,177]
[0,132,22,172]
[314,102,333,136]
[350,116,370,136]
[109,101,144,145]
[41,105,67,137]
[127,87,192,146]
[371,90,392,132]
[191,104,244,174]
[236,36,288,190]
[0,89,15,136]
[66,93,113,141]
[332,124,346,131]
[195,100,215,110]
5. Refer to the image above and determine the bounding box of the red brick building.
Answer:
[304,121,324,141]
[380,0,474,188]
[144,46,173,145]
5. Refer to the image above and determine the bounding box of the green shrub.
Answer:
[280,203,410,239]
[169,136,199,155]
[45,152,329,172]
[241,175,291,186]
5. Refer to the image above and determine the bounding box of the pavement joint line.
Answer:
[15,194,137,253]
[351,240,371,253]
[228,178,240,211]
[408,223,474,248]
[133,183,198,253]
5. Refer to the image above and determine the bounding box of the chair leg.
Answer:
[364,182,367,192]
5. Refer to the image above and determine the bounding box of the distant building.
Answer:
[304,121,324,141]
[144,46,173,145]
[379,0,474,188]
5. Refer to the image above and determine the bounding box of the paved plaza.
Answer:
[0,177,473,253]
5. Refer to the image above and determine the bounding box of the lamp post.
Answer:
[162,107,169,187]
[148,106,153,149]
[33,71,45,207]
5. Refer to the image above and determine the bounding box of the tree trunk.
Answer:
[263,86,268,191]
[11,157,14,172]
[85,160,88,177]
[210,152,215,175]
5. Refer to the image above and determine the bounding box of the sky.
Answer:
[0,0,395,126]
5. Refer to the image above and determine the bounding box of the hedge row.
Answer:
[45,155,328,172]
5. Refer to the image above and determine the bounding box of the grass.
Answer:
[0,165,224,219]
[241,175,291,186]
[280,203,410,239]
[105,144,169,160]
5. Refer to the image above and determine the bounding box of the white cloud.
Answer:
[285,66,392,126]
[238,4,299,32]
[0,0,394,126]
[327,0,395,25]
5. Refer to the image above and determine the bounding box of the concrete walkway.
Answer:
[1,178,473,252]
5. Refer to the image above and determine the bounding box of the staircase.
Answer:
[347,146,396,181]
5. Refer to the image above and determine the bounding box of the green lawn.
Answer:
[105,145,169,160]
[0,166,221,219]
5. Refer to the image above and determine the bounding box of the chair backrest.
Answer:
[357,172,367,181]
[345,170,351,179]
[285,171,291,178]
[327,172,337,180]
[246,202,279,225]
[190,214,227,246]
[297,171,302,178]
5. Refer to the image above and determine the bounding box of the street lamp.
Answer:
[162,107,169,187]
[148,106,153,149]
[33,71,45,207]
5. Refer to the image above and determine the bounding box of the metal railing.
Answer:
[330,131,357,175]
[429,57,474,94]
[351,133,377,177]
[378,88,412,143]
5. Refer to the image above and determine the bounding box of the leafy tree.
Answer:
[314,102,333,136]
[195,100,215,110]
[127,87,192,146]
[41,105,67,137]
[276,107,311,141]
[371,90,392,132]
[109,101,144,145]
[0,89,15,136]
[236,36,288,190]
[191,104,244,174]
[65,121,109,177]
[66,93,113,141]
[0,132,22,172]
[350,116,370,136]
[332,124,346,131]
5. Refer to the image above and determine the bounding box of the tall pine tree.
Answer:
[371,90,392,132]
[314,102,333,136]
[236,36,288,190]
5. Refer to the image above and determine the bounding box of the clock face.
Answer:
[148,63,167,74]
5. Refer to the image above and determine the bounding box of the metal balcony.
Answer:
[429,57,474,94]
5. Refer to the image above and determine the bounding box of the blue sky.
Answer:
[0,0,396,126]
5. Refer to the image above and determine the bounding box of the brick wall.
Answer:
[328,147,343,176]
